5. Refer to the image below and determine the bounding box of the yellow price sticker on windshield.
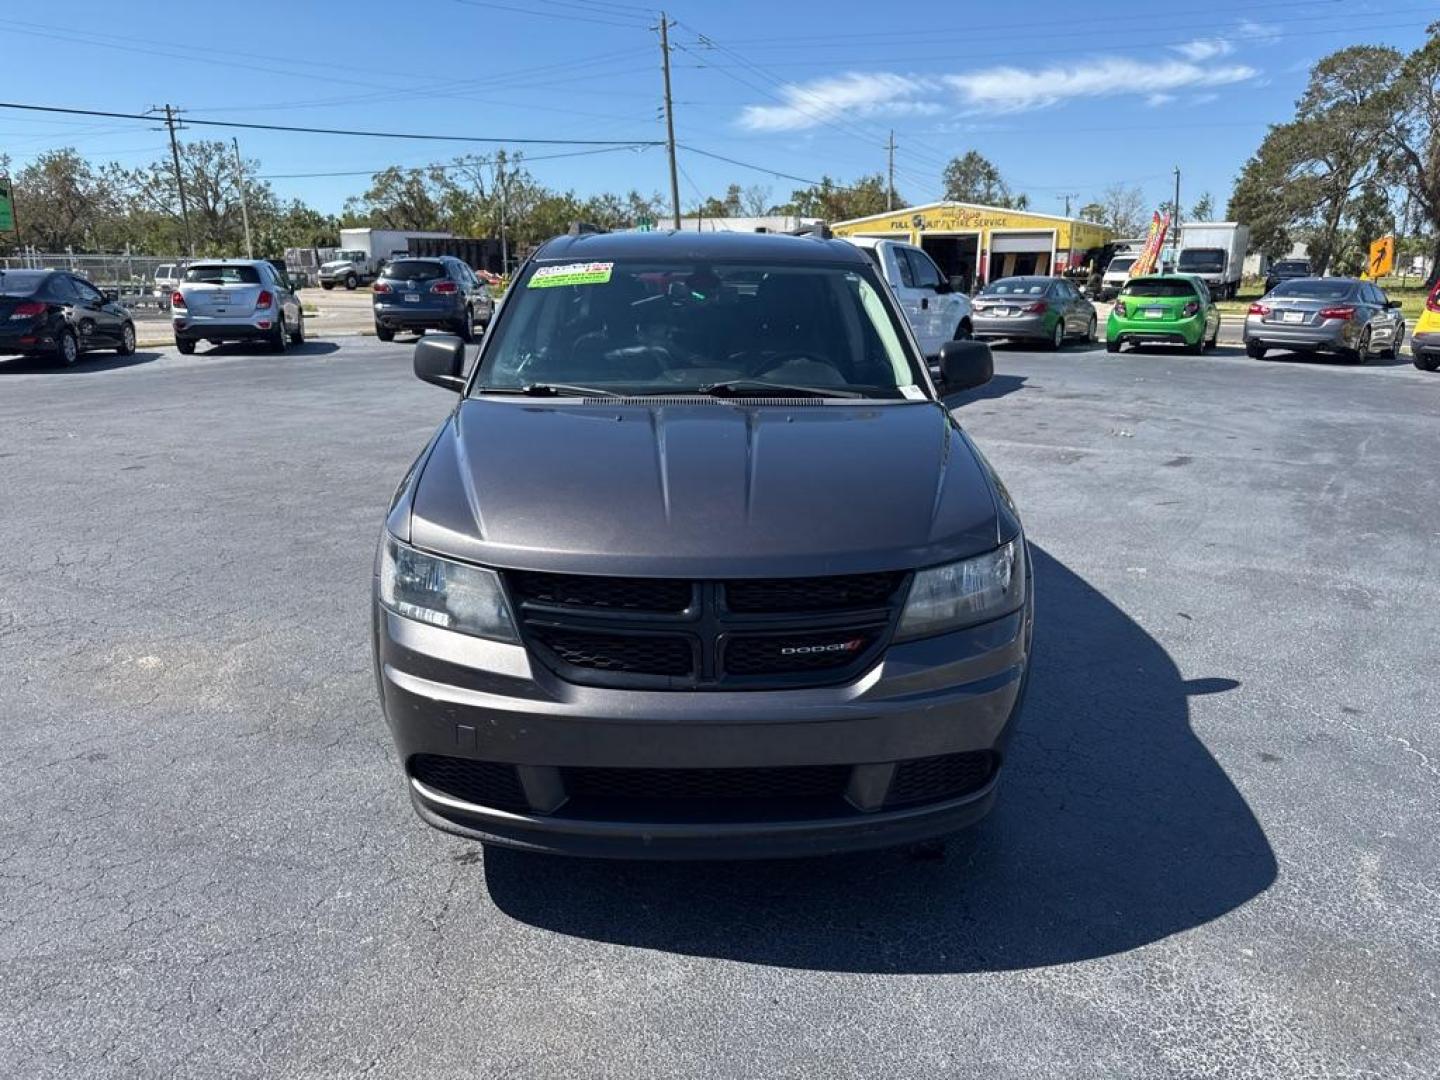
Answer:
[529,262,614,288]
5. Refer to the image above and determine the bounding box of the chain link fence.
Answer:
[1,250,189,309]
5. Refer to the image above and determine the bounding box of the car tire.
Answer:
[1383,323,1403,360]
[1047,318,1065,350]
[1106,337,1121,354]
[954,318,973,341]
[1246,340,1267,360]
[289,311,305,346]
[176,338,196,355]
[271,317,289,354]
[454,310,475,343]
[56,329,80,366]
[116,322,137,356]
[375,322,395,342]
[1348,328,1370,365]
[1204,323,1219,351]
[1184,336,1204,355]
[1085,314,1098,343]
[1414,351,1439,372]
[344,274,357,291]
[321,282,334,291]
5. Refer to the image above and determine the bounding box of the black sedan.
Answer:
[0,269,137,364]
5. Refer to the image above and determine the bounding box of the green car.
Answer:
[1106,274,1222,354]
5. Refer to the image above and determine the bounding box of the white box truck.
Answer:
[1177,223,1250,299]
[317,228,454,290]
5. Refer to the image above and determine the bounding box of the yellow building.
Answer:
[834,202,1114,292]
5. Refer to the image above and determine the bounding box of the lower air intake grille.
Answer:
[409,754,529,811]
[564,764,850,802]
[886,752,996,807]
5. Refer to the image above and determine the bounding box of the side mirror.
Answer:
[938,339,993,391]
[414,334,467,391]
[103,289,119,302]
[933,279,953,295]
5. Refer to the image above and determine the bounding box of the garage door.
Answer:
[990,232,1052,254]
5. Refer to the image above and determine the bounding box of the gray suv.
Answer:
[373,230,1032,859]
[171,260,304,354]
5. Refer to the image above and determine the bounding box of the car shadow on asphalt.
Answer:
[0,351,163,375]
[942,373,1027,405]
[482,545,1277,974]
[194,341,342,357]
[1259,349,1413,368]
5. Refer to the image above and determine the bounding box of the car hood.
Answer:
[404,399,1007,577]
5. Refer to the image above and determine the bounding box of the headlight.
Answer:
[379,537,519,643]
[895,538,1025,641]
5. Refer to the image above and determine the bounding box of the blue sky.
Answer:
[1,0,1430,219]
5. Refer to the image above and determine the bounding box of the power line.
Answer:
[257,144,653,180]
[678,144,876,193]
[0,102,664,147]
[450,0,648,28]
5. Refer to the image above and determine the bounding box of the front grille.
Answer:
[725,572,905,613]
[509,571,691,613]
[530,627,694,676]
[507,569,907,690]
[564,764,850,802]
[886,752,996,807]
[724,627,883,675]
[409,754,529,811]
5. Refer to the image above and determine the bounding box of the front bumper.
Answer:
[972,314,1049,341]
[374,590,1032,859]
[1108,314,1203,346]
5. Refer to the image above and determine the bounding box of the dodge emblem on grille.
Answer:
[780,638,865,656]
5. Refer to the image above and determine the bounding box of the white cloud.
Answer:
[736,72,941,132]
[1146,93,1177,107]
[944,57,1259,113]
[1191,92,1221,105]
[1237,19,1282,42]
[1172,38,1234,61]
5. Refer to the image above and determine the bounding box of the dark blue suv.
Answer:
[373,256,492,343]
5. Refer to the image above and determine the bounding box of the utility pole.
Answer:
[1057,192,1077,217]
[658,12,681,230]
[886,130,896,212]
[231,138,253,260]
[1168,166,1181,274]
[151,104,194,256]
[496,152,509,274]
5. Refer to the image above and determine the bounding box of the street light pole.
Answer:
[232,138,254,260]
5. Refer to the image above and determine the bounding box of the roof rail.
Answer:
[567,221,607,236]
[787,222,834,240]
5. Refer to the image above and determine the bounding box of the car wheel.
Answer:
[116,322,137,356]
[321,282,334,291]
[1414,351,1439,372]
[271,318,289,354]
[289,311,305,345]
[57,329,79,366]
[344,274,357,291]
[1204,322,1219,351]
[1348,328,1370,365]
[954,318,972,341]
[1085,314,1098,343]
[454,310,475,343]
[1106,337,1121,354]
[1184,335,1204,355]
[1246,340,1267,360]
[1048,318,1065,350]
[176,338,195,355]
[375,322,395,342]
[1383,323,1403,360]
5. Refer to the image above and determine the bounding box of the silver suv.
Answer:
[171,260,305,355]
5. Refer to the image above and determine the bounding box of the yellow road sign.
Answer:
[1368,235,1395,279]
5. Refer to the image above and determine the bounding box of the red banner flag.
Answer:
[1131,211,1171,277]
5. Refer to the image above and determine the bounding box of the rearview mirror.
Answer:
[414,334,467,391]
[938,339,993,391]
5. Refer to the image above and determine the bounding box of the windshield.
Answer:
[473,259,920,398]
[1270,279,1355,300]
[1178,248,1225,273]
[1106,256,1137,274]
[1274,262,1309,274]
[0,270,50,296]
[980,278,1049,296]
[1121,279,1198,298]
[381,260,447,281]
[183,265,261,285]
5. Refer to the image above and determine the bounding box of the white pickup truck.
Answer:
[844,236,974,356]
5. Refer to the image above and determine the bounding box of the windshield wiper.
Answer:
[475,382,623,398]
[696,380,865,399]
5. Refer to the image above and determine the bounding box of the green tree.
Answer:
[1190,192,1215,220]
[775,174,895,221]
[5,149,118,252]
[1382,21,1440,285]
[941,150,1023,207]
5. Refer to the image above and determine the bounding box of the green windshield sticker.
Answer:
[529,262,614,288]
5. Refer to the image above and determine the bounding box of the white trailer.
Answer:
[1177,222,1250,299]
[317,228,454,289]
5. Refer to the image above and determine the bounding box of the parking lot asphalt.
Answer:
[1,337,1436,1078]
